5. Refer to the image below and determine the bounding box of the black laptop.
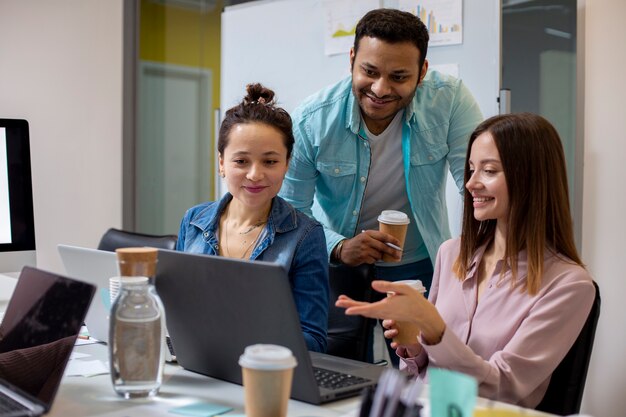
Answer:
[155,249,385,405]
[0,266,95,416]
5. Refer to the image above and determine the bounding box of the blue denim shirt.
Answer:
[176,194,329,352]
[279,71,483,263]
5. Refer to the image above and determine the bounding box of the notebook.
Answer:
[154,249,385,405]
[0,266,95,416]
[57,244,118,344]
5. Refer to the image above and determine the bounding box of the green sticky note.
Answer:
[429,368,478,417]
[169,402,233,417]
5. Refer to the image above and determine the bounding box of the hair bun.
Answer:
[244,83,276,106]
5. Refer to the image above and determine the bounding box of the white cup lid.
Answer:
[378,210,410,225]
[238,344,297,370]
[387,279,426,296]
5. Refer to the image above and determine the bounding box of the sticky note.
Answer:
[473,408,527,417]
[429,367,478,417]
[169,402,233,416]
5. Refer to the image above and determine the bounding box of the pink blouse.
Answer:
[401,238,595,408]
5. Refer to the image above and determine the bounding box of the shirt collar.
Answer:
[190,193,299,235]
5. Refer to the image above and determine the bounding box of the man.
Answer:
[279,8,482,362]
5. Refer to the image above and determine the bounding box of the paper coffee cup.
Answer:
[378,210,410,262]
[387,280,427,346]
[239,344,297,417]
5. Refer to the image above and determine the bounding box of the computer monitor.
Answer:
[0,119,36,272]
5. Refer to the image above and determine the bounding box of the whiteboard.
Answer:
[221,0,500,115]
[220,0,501,235]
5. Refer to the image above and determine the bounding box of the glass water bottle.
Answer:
[109,276,165,398]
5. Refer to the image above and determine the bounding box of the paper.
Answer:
[70,351,90,360]
[473,409,529,417]
[65,359,109,377]
[429,368,477,417]
[169,402,233,416]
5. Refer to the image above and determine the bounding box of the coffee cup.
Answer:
[387,279,427,345]
[239,344,297,417]
[378,210,410,262]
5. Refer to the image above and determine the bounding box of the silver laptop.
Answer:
[57,244,118,344]
[154,249,385,405]
[0,266,95,416]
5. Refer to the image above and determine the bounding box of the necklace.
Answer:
[221,221,264,259]
[239,220,267,235]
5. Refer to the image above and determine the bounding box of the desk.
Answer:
[51,343,358,417]
[1,273,554,417]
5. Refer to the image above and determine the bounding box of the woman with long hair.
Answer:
[336,113,595,407]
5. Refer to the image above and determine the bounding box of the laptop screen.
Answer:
[0,267,95,408]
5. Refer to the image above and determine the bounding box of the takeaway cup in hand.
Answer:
[387,280,427,345]
[378,210,410,262]
[239,344,297,417]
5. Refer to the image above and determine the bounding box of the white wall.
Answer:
[581,1,626,417]
[0,0,124,272]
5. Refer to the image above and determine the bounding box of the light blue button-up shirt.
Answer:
[279,71,483,263]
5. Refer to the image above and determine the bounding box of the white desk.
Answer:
[1,273,554,417]
[51,344,358,417]
[55,343,556,417]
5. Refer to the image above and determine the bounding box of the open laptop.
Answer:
[155,249,385,405]
[58,244,177,362]
[0,266,95,416]
[57,244,118,344]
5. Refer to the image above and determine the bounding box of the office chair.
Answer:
[326,263,377,362]
[535,280,601,416]
[97,228,178,252]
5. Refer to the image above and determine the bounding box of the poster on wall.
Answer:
[399,0,463,47]
[322,0,380,56]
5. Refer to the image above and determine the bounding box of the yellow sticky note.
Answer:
[474,408,526,417]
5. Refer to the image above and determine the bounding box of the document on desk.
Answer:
[65,359,109,377]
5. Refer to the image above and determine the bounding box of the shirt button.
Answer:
[203,232,209,238]
[334,168,340,174]
[352,210,358,216]
[360,176,366,182]
[428,155,433,161]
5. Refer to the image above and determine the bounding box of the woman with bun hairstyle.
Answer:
[336,113,596,406]
[177,84,329,352]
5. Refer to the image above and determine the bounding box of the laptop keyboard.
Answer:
[313,367,369,390]
[0,393,31,414]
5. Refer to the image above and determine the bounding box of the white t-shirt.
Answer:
[356,111,428,265]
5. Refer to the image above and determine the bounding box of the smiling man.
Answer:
[279,8,482,362]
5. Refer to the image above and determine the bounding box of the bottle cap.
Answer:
[116,247,158,277]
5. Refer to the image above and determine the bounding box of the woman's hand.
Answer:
[335,280,446,346]
[382,319,423,358]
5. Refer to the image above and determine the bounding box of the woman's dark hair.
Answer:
[218,83,294,158]
[453,113,583,295]
[354,8,429,68]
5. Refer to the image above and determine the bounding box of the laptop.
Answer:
[154,249,385,405]
[57,244,118,344]
[0,266,95,416]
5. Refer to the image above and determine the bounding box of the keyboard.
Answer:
[313,367,369,390]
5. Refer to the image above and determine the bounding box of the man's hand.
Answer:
[338,230,401,266]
